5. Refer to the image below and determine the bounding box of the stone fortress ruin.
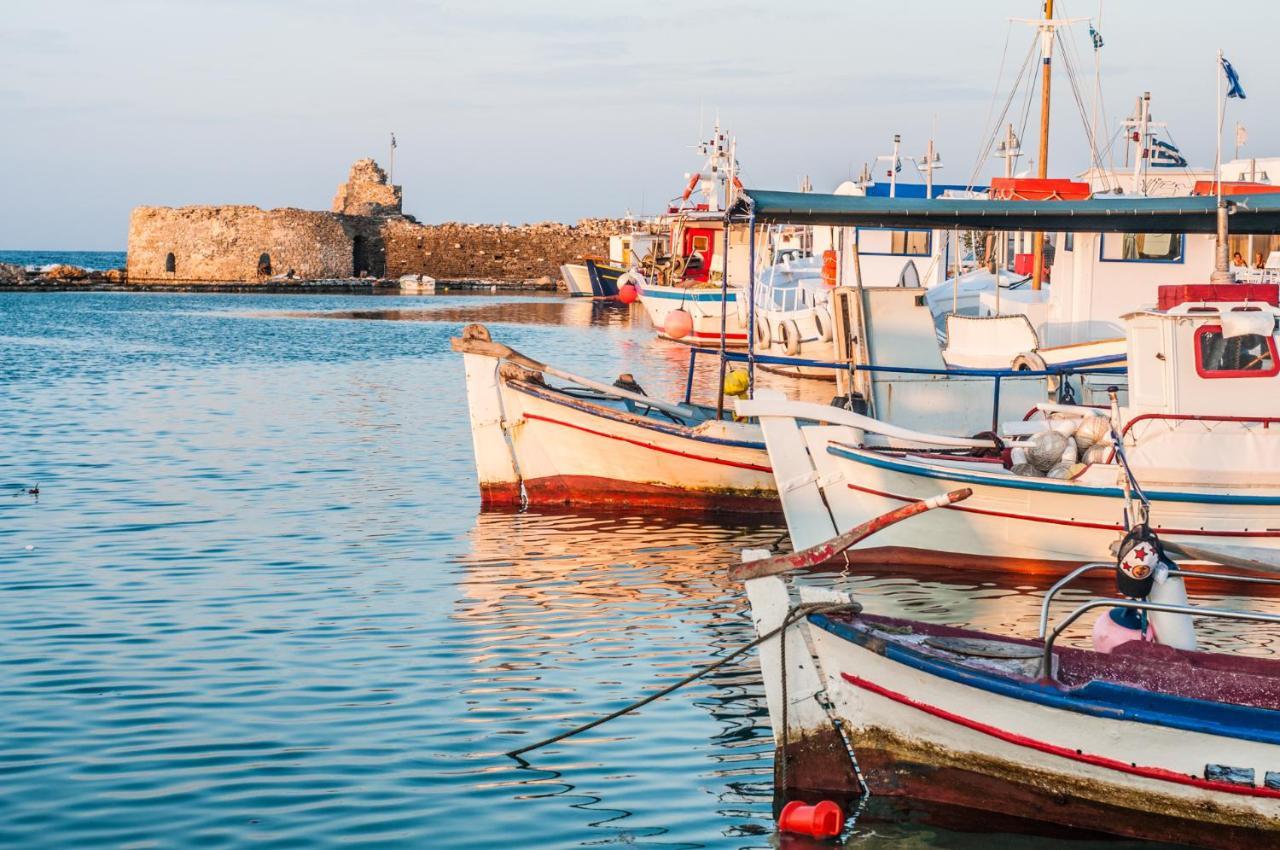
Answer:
[126,159,619,285]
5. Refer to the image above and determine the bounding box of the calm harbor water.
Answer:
[2,291,1272,849]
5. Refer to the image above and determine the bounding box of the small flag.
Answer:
[893,157,902,174]
[1221,56,1247,100]
[1237,123,1249,148]
[1089,25,1104,50]
[1149,139,1187,168]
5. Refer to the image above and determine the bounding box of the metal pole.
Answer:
[890,134,900,198]
[747,208,757,396]
[1031,0,1054,291]
[685,348,698,405]
[1213,49,1232,283]
[716,204,731,419]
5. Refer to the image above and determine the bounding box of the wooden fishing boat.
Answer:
[739,497,1280,847]
[451,323,775,512]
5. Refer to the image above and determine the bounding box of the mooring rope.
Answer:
[505,602,856,761]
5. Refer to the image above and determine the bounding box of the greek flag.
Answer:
[1221,56,1246,100]
[1089,25,1103,49]
[1149,139,1187,168]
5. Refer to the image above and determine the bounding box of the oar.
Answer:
[451,334,695,420]
[730,488,972,582]
[1161,539,1280,577]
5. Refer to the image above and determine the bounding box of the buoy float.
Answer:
[618,281,639,304]
[665,308,693,340]
[821,249,838,287]
[778,800,844,839]
[722,369,749,397]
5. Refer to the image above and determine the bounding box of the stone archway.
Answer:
[257,253,272,277]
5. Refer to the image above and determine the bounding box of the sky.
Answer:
[2,0,1277,249]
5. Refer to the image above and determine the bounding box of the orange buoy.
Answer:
[778,800,843,839]
[821,249,838,287]
[664,308,693,340]
[618,281,639,304]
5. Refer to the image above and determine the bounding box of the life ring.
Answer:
[1011,351,1060,393]
[754,316,772,349]
[814,306,833,343]
[735,292,749,327]
[779,319,801,356]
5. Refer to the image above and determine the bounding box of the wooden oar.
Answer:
[451,334,695,420]
[1161,539,1280,577]
[730,488,972,582]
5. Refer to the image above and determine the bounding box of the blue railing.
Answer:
[684,346,1127,430]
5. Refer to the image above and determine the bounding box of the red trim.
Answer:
[841,672,1280,799]
[480,476,779,513]
[845,481,1280,538]
[523,413,772,473]
[688,330,748,340]
[1120,411,1280,439]
[1193,324,1280,379]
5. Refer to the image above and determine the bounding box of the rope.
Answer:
[505,602,855,760]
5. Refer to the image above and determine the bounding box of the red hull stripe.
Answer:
[841,672,1280,799]
[689,331,748,340]
[523,413,772,473]
[846,482,1280,539]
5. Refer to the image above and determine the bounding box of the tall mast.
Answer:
[890,134,900,198]
[1031,0,1054,291]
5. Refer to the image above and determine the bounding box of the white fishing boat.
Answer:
[740,282,1280,571]
[737,497,1280,847]
[451,323,775,512]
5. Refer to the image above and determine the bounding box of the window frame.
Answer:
[855,226,932,257]
[1193,323,1280,379]
[1098,232,1185,264]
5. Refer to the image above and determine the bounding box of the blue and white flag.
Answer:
[1221,55,1246,100]
[1089,25,1104,50]
[1149,139,1187,168]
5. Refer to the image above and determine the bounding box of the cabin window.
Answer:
[1063,233,1074,252]
[1100,232,1183,262]
[1194,324,1279,378]
[690,235,710,253]
[857,227,931,257]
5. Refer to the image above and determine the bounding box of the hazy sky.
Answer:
[3,0,1276,249]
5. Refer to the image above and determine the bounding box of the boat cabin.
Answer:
[1126,283,1280,420]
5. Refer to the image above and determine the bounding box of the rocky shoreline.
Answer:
[0,262,562,294]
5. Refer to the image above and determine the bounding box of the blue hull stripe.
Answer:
[811,613,1280,746]
[641,288,738,302]
[827,443,1280,507]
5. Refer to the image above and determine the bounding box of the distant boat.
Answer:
[559,258,624,298]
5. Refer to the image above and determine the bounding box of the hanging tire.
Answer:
[1012,351,1059,393]
[814,306,834,343]
[780,319,801,356]
[754,315,772,349]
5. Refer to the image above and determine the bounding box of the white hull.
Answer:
[638,283,749,347]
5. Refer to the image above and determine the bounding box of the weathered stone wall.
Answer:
[383,219,622,282]
[332,158,402,217]
[127,206,356,282]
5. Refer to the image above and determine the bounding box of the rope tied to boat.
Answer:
[504,601,858,762]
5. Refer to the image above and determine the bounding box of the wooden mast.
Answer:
[1031,0,1054,291]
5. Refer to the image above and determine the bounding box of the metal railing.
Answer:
[1039,597,1280,678]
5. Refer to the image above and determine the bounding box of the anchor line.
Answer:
[505,602,858,761]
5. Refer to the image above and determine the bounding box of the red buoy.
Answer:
[618,281,639,304]
[664,308,693,340]
[778,800,843,839]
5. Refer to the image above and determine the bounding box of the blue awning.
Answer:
[738,189,1280,234]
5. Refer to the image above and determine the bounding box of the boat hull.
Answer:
[815,443,1280,569]
[803,615,1280,847]
[459,348,778,513]
[638,283,749,347]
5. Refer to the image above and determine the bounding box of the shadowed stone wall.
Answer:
[383,218,620,282]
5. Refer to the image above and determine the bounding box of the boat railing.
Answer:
[1039,597,1280,679]
[1037,562,1280,639]
[685,345,1126,429]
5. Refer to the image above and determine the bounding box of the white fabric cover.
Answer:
[1219,309,1277,339]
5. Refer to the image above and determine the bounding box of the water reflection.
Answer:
[262,297,636,329]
